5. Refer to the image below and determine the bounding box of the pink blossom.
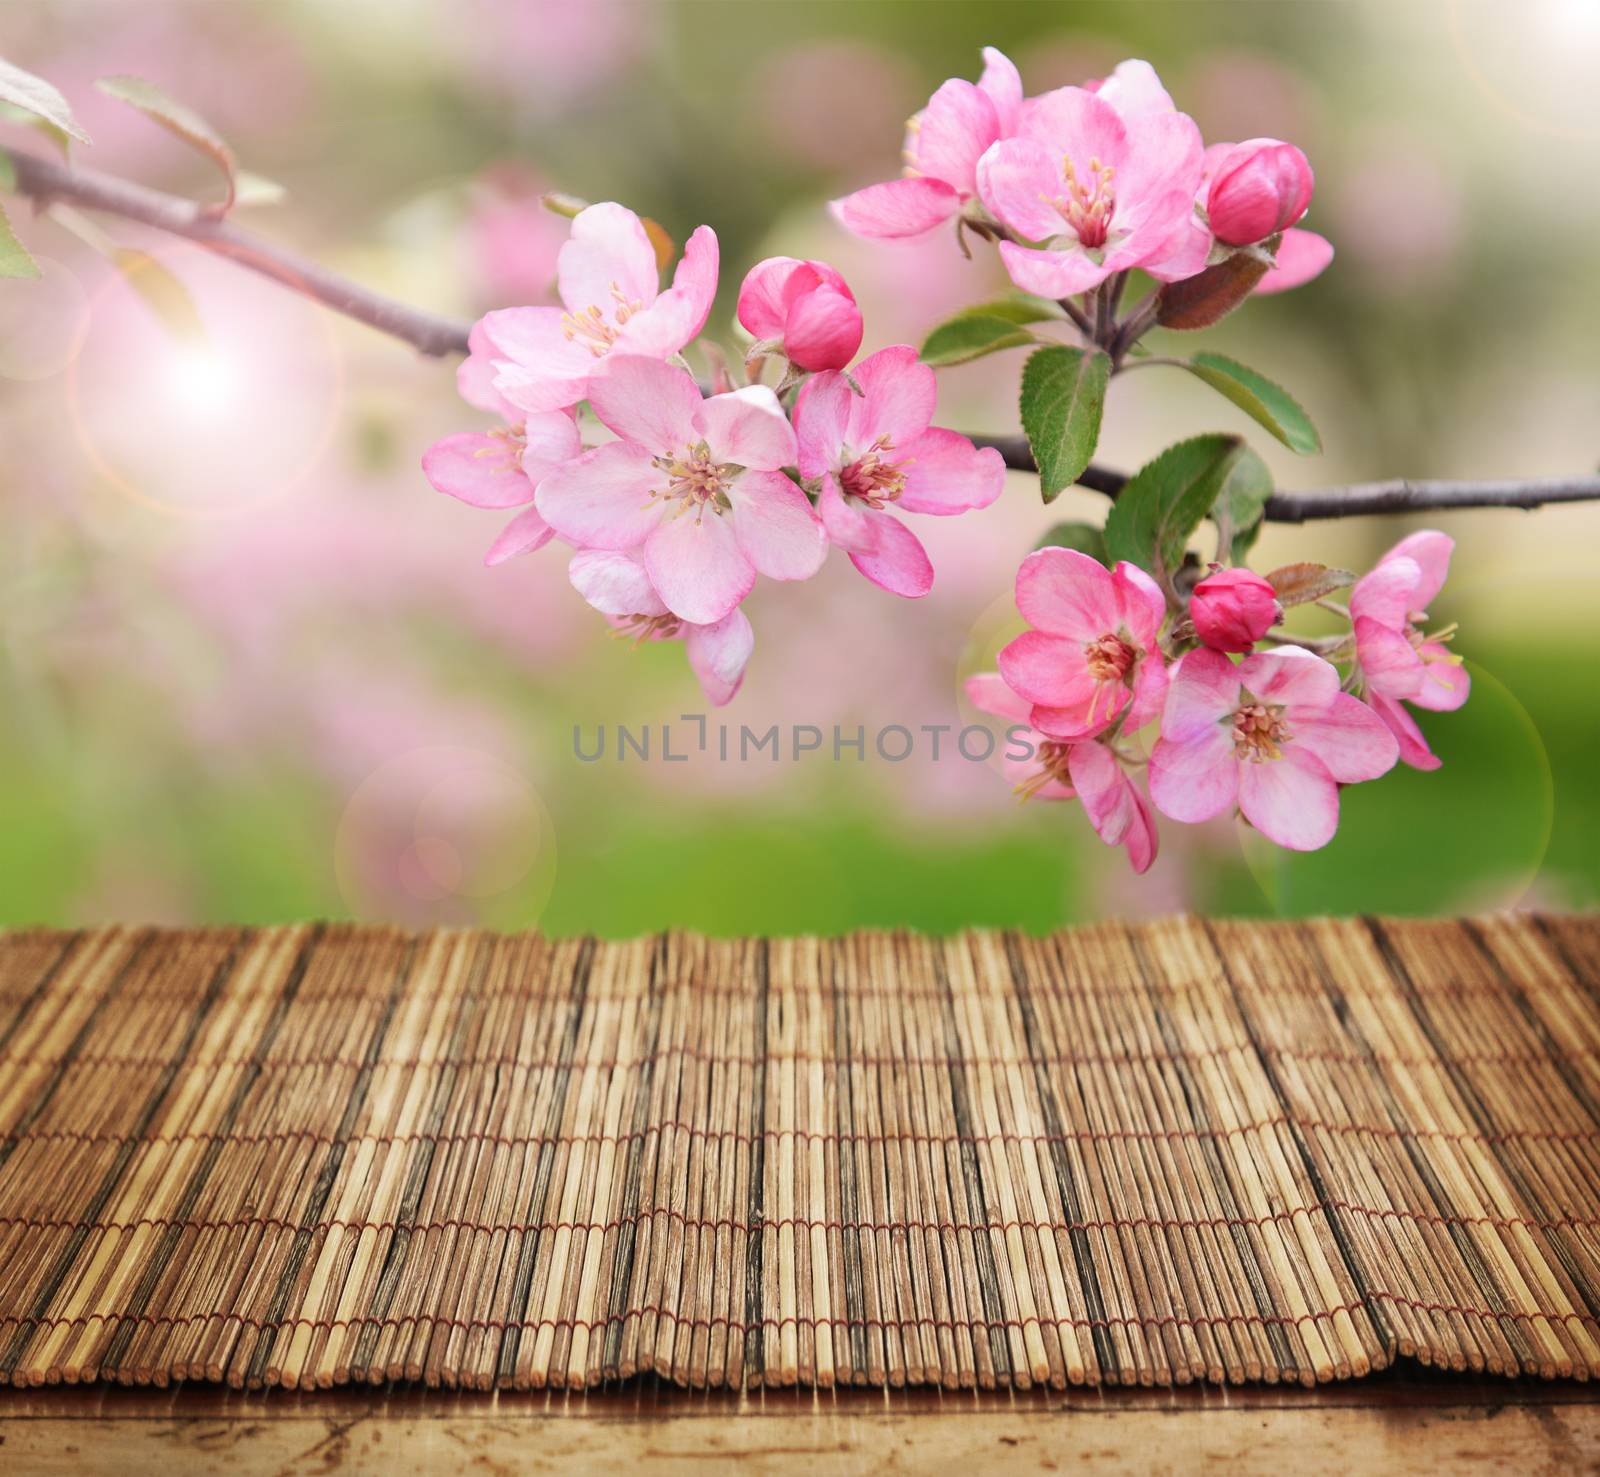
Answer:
[1350,531,1469,771]
[421,406,582,566]
[570,549,754,706]
[1206,138,1314,246]
[1253,228,1334,295]
[1190,568,1281,653]
[737,257,864,372]
[832,47,1023,239]
[976,65,1206,297]
[1150,647,1399,851]
[792,345,1004,598]
[966,672,1158,872]
[475,203,717,415]
[996,547,1170,740]
[535,356,825,625]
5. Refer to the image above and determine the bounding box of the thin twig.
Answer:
[4,147,472,357]
[9,146,1600,524]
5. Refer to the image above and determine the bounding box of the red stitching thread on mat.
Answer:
[1,1291,1593,1341]
[2,1199,1594,1239]
[7,1041,1587,1072]
[4,1119,1595,1149]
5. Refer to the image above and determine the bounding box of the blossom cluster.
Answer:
[424,203,1003,704]
[423,48,1471,868]
[967,532,1468,871]
[833,50,1331,298]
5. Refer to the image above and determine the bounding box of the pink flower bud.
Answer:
[1206,139,1314,247]
[1190,569,1281,653]
[737,256,863,372]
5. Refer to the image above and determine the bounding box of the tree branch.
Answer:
[970,435,1600,522]
[4,147,472,357]
[9,146,1599,523]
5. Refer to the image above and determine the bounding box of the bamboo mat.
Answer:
[0,916,1596,1392]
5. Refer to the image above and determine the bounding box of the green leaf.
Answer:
[1034,521,1108,564]
[0,57,91,145]
[1019,345,1111,503]
[0,200,39,279]
[1213,444,1274,564]
[96,75,236,213]
[920,313,1040,367]
[1104,433,1244,578]
[1183,353,1321,454]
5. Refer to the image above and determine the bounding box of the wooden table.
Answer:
[2,1373,1596,1473]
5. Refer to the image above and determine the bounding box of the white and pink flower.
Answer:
[570,549,754,707]
[793,345,1004,598]
[967,671,1158,873]
[535,355,826,625]
[976,64,1207,297]
[1150,646,1399,851]
[997,547,1170,740]
[832,47,1023,239]
[476,202,718,415]
[1350,530,1469,770]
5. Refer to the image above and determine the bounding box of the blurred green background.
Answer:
[1,0,1596,934]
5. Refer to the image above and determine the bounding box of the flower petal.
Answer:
[643,510,755,625]
[422,432,532,509]
[1123,653,1170,734]
[1253,228,1333,296]
[1160,647,1241,742]
[534,441,661,549]
[1020,86,1129,170]
[997,629,1093,709]
[684,606,754,707]
[1067,741,1135,845]
[1093,59,1178,122]
[730,470,827,581]
[793,371,853,478]
[1291,691,1399,783]
[1354,616,1424,700]
[846,507,933,597]
[696,385,797,471]
[618,224,720,357]
[976,138,1066,242]
[817,473,876,553]
[912,79,999,195]
[587,354,702,455]
[847,345,937,451]
[1350,556,1419,629]
[894,428,1005,515]
[1015,547,1121,639]
[569,548,668,617]
[965,671,1033,725]
[484,505,555,566]
[1412,649,1471,712]
[978,47,1023,135]
[1114,560,1168,647]
[737,256,812,340]
[557,202,660,318]
[481,307,595,413]
[520,410,584,483]
[1237,747,1340,851]
[1369,691,1441,772]
[830,177,961,239]
[1149,725,1238,823]
[1238,646,1342,710]
[997,239,1115,298]
[1382,530,1454,610]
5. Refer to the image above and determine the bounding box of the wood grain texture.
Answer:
[0,916,1595,1392]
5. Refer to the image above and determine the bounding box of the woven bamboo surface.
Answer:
[0,915,1596,1392]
